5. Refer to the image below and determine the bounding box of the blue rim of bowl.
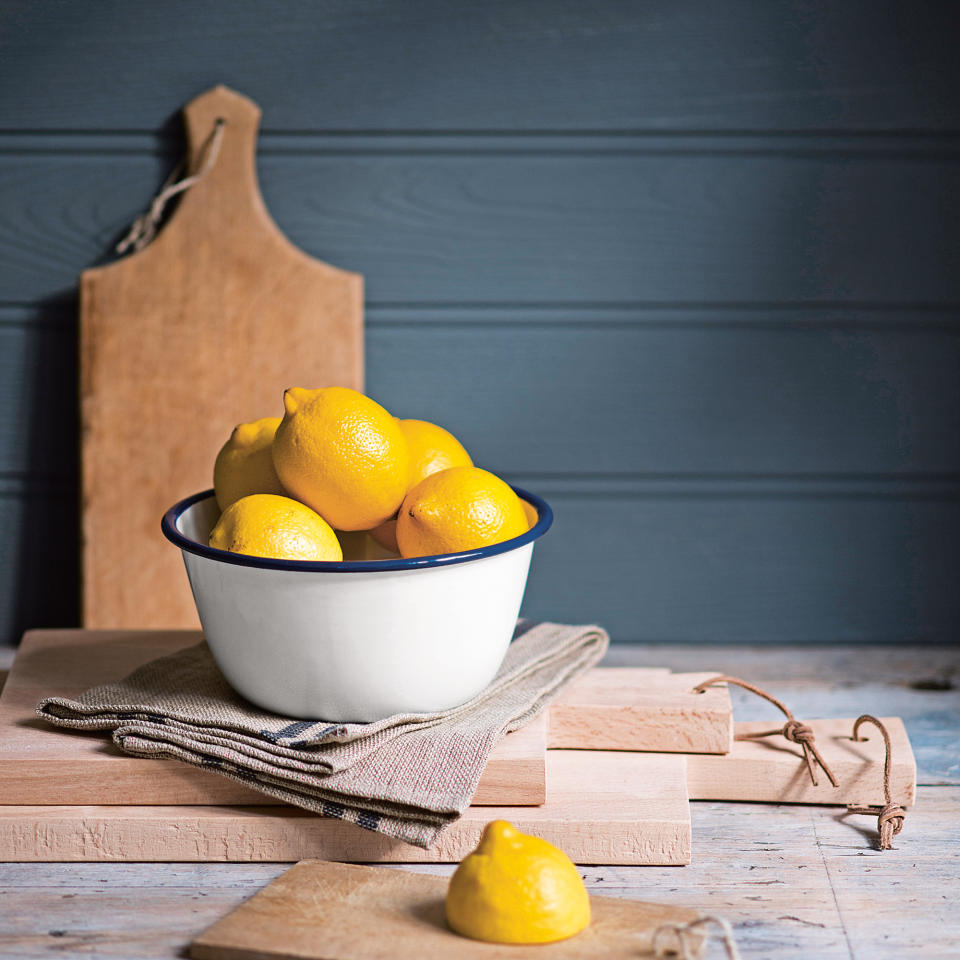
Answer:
[161,487,553,573]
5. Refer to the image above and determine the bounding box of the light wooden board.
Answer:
[0,630,730,808]
[6,1,960,133]
[549,668,732,753]
[0,751,690,864]
[681,717,916,806]
[190,859,704,960]
[0,630,545,807]
[80,85,363,630]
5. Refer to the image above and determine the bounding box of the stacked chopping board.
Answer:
[0,629,915,864]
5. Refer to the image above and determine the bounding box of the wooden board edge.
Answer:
[188,861,706,960]
[0,806,692,865]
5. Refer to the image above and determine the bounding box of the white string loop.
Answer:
[116,117,226,254]
[652,915,741,959]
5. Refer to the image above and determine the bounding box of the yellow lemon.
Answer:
[213,417,284,510]
[209,494,342,562]
[396,466,528,559]
[446,820,590,944]
[272,387,409,531]
[399,418,472,488]
[369,418,473,553]
[520,498,538,531]
[368,518,400,554]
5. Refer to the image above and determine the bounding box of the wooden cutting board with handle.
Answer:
[190,860,706,960]
[80,85,363,628]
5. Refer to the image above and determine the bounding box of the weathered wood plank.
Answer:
[808,788,960,959]
[599,644,960,682]
[1,149,958,303]
[1,0,957,132]
[1,788,955,959]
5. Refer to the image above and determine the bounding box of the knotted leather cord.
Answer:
[652,915,741,960]
[692,675,838,788]
[116,117,226,254]
[845,714,906,850]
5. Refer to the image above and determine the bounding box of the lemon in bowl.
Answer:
[369,417,474,553]
[209,494,342,562]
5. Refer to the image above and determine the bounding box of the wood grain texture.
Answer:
[1,0,957,132]
[0,752,691,865]
[549,670,733,753]
[79,87,363,629]
[603,645,960,790]
[2,787,957,959]
[3,148,959,304]
[680,717,916,806]
[189,860,704,960]
[0,630,545,807]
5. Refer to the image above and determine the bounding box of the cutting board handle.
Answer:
[172,85,270,237]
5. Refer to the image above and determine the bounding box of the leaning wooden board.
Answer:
[0,752,691,864]
[190,860,705,960]
[80,85,363,630]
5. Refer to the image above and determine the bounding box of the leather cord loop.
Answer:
[692,675,838,788]
[845,714,906,850]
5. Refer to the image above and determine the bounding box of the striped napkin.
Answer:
[37,620,608,848]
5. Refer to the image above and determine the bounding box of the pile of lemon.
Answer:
[209,387,536,562]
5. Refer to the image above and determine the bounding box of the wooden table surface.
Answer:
[1,643,957,960]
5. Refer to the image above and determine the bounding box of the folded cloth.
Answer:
[37,620,608,848]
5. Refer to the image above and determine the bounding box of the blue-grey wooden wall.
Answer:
[1,0,958,646]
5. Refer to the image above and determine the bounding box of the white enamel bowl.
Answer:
[162,488,553,722]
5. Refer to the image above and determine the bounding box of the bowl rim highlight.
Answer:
[162,487,553,573]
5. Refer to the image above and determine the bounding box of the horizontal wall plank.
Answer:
[1,318,958,479]
[0,149,957,304]
[0,483,78,647]
[5,131,960,158]
[1,0,957,132]
[0,317,77,479]
[519,494,960,643]
[0,486,955,645]
[367,325,960,477]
